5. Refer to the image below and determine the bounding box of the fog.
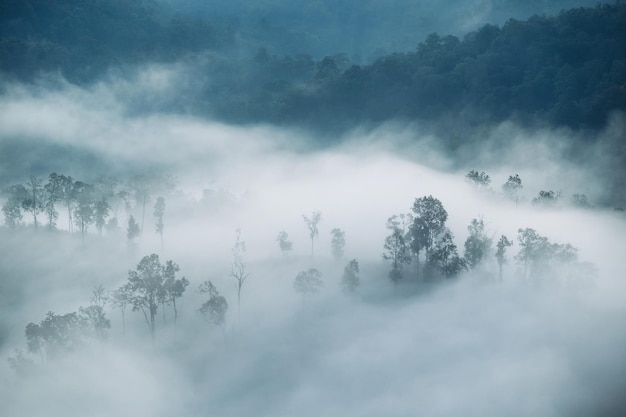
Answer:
[1,74,626,417]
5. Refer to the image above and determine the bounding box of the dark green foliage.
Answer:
[429,230,467,278]
[495,235,513,281]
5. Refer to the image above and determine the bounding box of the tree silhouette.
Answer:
[303,211,322,257]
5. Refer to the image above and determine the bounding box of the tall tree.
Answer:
[340,259,360,295]
[495,235,512,281]
[294,268,323,306]
[153,196,166,252]
[163,260,188,326]
[330,228,346,261]
[43,173,65,229]
[22,176,44,229]
[230,229,250,327]
[127,254,169,342]
[73,181,95,241]
[303,211,322,257]
[111,283,133,336]
[93,198,110,236]
[411,196,448,268]
[463,218,492,269]
[382,215,412,285]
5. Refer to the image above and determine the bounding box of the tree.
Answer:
[25,311,86,362]
[230,229,250,327]
[429,229,466,278]
[465,170,491,190]
[163,260,188,326]
[111,283,132,336]
[495,235,512,281]
[276,230,293,256]
[198,281,228,332]
[463,218,492,269]
[22,176,44,229]
[57,174,76,232]
[154,196,165,251]
[532,190,560,206]
[411,196,449,270]
[127,215,140,245]
[43,173,65,229]
[330,228,346,261]
[78,305,110,340]
[571,193,592,208]
[73,181,95,241]
[127,254,169,342]
[93,198,110,236]
[382,215,411,285]
[502,174,523,201]
[1,184,27,228]
[515,228,552,279]
[340,259,360,295]
[303,211,322,256]
[294,268,323,305]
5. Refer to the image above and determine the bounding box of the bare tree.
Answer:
[230,229,250,328]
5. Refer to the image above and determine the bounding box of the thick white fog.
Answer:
[1,75,625,417]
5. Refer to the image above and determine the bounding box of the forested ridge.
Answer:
[1,1,625,133]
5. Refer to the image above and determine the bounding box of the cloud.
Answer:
[1,69,626,417]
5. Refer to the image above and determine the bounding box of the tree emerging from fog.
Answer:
[382,215,412,284]
[276,230,293,256]
[230,229,250,327]
[126,254,184,342]
[330,228,346,261]
[294,268,323,305]
[199,281,228,332]
[495,235,513,281]
[463,218,492,270]
[303,211,322,257]
[340,259,360,295]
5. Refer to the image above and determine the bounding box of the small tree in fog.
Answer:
[43,173,64,229]
[276,230,293,256]
[571,193,591,208]
[199,281,228,332]
[532,190,560,207]
[330,228,346,261]
[127,215,140,245]
[495,235,512,281]
[111,283,132,336]
[163,260,188,326]
[230,229,250,327]
[502,174,523,201]
[463,218,492,269]
[294,268,323,305]
[341,259,360,295]
[154,196,166,251]
[382,215,411,285]
[303,211,322,257]
[465,170,491,190]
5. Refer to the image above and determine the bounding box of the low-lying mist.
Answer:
[1,75,625,417]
